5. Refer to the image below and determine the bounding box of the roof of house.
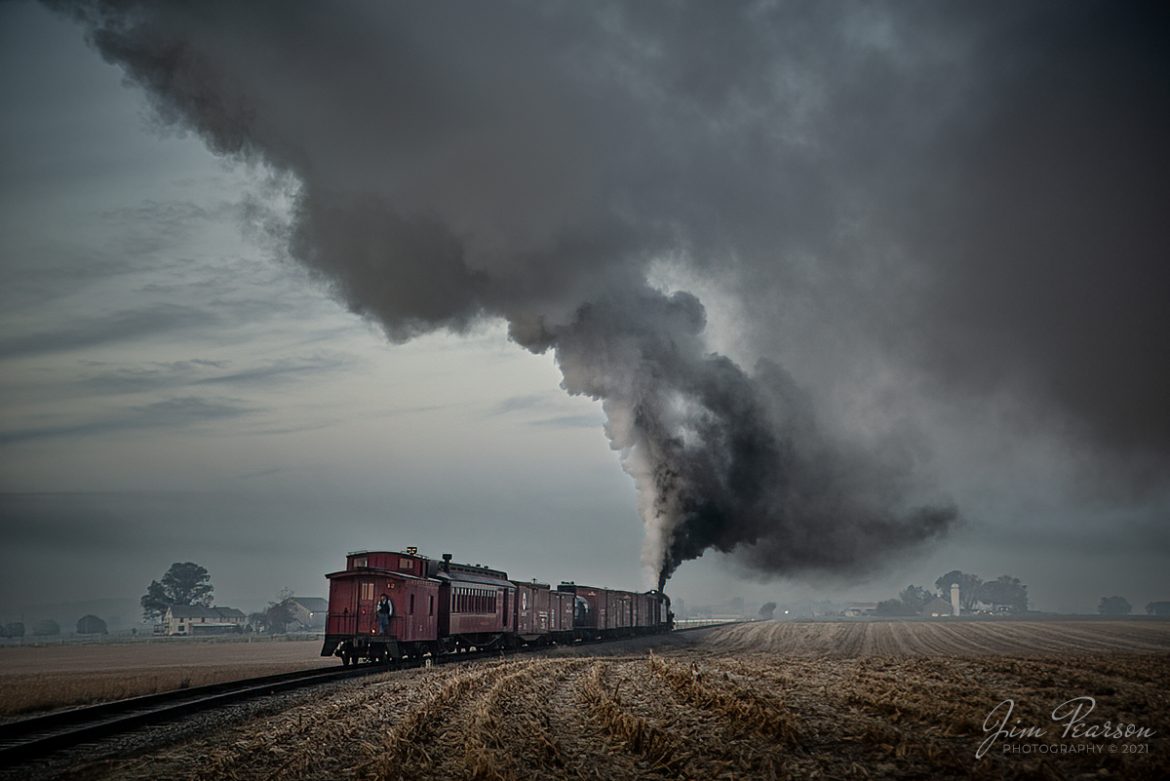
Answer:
[921,597,954,615]
[290,597,329,613]
[168,605,246,620]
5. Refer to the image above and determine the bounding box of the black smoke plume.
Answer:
[51,1,1168,584]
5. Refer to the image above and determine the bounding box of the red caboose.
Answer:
[322,549,439,664]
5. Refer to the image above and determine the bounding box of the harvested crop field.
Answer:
[17,621,1170,780]
[705,618,1170,656]
[0,639,324,718]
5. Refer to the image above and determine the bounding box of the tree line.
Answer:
[876,570,1028,616]
[870,569,1170,617]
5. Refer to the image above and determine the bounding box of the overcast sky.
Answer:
[1,1,1167,621]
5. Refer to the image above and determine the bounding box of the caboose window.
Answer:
[360,583,374,601]
[399,557,413,571]
[428,595,434,616]
[409,594,415,614]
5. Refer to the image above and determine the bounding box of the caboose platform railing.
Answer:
[327,612,408,639]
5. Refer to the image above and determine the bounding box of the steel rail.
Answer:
[0,664,378,762]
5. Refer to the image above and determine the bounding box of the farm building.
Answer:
[921,597,955,617]
[287,597,328,630]
[841,602,878,617]
[161,605,247,636]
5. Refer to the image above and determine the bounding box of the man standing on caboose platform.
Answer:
[377,593,393,636]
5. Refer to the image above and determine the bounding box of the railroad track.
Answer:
[0,623,742,763]
[0,663,381,763]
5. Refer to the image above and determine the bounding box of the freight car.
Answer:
[321,547,671,665]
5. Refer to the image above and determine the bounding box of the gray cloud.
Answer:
[46,1,1168,585]
[527,414,607,430]
[76,354,352,395]
[489,393,552,417]
[0,395,254,446]
[0,304,216,359]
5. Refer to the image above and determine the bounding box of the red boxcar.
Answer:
[511,580,552,642]
[557,582,609,639]
[549,589,575,638]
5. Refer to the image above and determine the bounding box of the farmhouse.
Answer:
[162,605,247,636]
[287,597,328,630]
[921,597,955,617]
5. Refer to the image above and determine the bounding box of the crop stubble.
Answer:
[23,621,1170,780]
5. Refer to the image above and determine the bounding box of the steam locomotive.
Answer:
[321,548,673,665]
